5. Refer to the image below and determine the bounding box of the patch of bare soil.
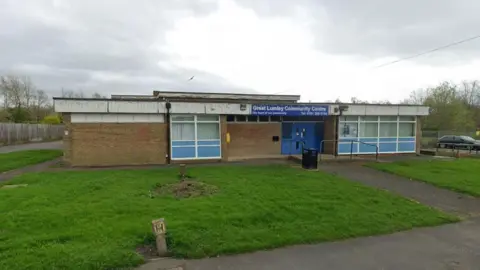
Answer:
[136,244,159,260]
[155,180,218,199]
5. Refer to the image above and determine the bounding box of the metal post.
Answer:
[350,141,353,160]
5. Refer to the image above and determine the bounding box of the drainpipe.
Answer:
[165,101,172,164]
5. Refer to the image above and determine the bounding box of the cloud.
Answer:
[0,0,254,97]
[238,0,480,63]
[1,0,480,103]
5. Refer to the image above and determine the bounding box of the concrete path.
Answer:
[0,141,62,153]
[319,163,480,218]
[139,162,480,270]
[185,218,480,270]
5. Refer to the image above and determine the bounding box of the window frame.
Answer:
[338,115,417,154]
[170,114,221,160]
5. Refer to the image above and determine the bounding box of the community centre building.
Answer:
[54,91,429,166]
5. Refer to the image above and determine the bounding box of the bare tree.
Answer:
[61,88,85,98]
[31,89,50,121]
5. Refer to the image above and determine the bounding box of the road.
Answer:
[0,141,63,154]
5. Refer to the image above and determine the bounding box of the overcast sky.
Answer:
[1,0,480,102]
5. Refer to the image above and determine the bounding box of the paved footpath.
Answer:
[0,141,62,153]
[140,163,480,270]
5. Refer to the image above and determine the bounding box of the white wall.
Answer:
[55,99,166,114]
[55,99,429,116]
[71,113,165,123]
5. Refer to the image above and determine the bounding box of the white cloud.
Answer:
[165,0,480,102]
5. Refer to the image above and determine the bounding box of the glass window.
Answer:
[341,116,358,122]
[270,116,281,122]
[172,123,195,140]
[197,115,219,122]
[197,123,220,140]
[380,123,397,137]
[247,115,258,122]
[258,116,269,122]
[226,115,235,122]
[461,136,475,142]
[380,116,397,121]
[339,122,358,138]
[360,116,378,121]
[236,115,246,122]
[359,122,378,137]
[399,123,415,137]
[399,116,415,121]
[171,115,194,122]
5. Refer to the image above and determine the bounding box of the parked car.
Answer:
[436,135,480,150]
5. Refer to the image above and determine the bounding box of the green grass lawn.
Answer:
[368,159,480,196]
[0,165,457,269]
[0,150,63,173]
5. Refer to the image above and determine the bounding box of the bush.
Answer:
[41,114,61,125]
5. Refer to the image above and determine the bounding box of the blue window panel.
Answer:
[171,140,195,146]
[398,142,415,152]
[398,137,415,142]
[198,146,221,158]
[379,137,397,142]
[172,147,195,159]
[359,142,378,153]
[358,137,377,143]
[197,140,221,146]
[339,137,357,143]
[338,142,358,154]
[379,143,397,152]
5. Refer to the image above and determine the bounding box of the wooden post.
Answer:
[179,164,186,181]
[152,218,168,257]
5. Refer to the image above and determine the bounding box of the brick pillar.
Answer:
[323,116,336,154]
[62,113,72,165]
[220,115,228,162]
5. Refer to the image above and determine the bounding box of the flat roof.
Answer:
[153,90,300,102]
[297,102,426,107]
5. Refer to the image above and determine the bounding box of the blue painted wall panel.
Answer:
[198,146,221,158]
[197,140,221,146]
[172,141,195,146]
[379,143,397,152]
[359,142,378,153]
[338,142,358,154]
[172,147,196,159]
[398,137,416,142]
[379,138,397,142]
[398,142,415,152]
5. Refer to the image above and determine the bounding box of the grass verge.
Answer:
[0,150,63,173]
[0,165,457,269]
[367,159,480,197]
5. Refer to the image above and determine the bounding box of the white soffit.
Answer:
[71,113,165,123]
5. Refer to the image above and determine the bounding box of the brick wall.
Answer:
[323,117,337,154]
[226,123,281,159]
[62,113,72,164]
[69,123,167,166]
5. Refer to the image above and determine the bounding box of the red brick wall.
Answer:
[226,123,281,159]
[69,123,167,166]
[323,117,337,154]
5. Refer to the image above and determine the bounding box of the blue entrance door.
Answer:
[281,122,323,155]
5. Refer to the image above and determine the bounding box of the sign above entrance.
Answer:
[251,104,329,116]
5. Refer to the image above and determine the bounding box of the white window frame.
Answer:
[170,114,222,160]
[338,115,417,154]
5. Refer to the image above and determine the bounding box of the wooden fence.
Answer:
[0,123,64,145]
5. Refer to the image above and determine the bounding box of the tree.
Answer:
[0,75,36,122]
[41,114,62,125]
